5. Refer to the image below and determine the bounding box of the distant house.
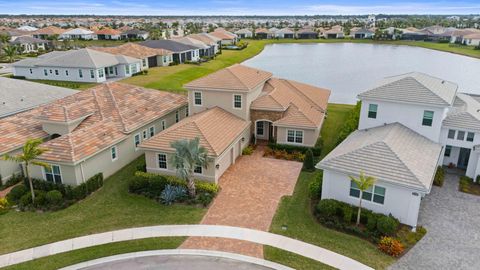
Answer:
[120,29,149,40]
[140,40,200,63]
[255,28,272,39]
[10,36,50,53]
[234,28,253,39]
[350,28,374,39]
[95,28,121,40]
[12,48,142,83]
[275,28,295,39]
[91,43,173,68]
[188,33,221,54]
[324,25,344,39]
[17,26,38,32]
[174,36,215,57]
[449,29,480,44]
[32,26,66,40]
[60,28,96,40]
[297,28,319,39]
[462,33,480,46]
[210,28,238,45]
[0,29,31,42]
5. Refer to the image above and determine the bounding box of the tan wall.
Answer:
[0,149,24,181]
[276,126,320,147]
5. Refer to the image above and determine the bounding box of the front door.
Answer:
[458,148,471,169]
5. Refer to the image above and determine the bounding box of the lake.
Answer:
[243,43,480,104]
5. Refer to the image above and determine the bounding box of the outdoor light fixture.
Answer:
[215,164,220,169]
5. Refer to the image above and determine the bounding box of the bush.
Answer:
[303,149,315,171]
[267,142,321,156]
[19,193,33,208]
[195,181,220,194]
[131,172,219,196]
[316,199,339,219]
[308,172,323,199]
[0,198,9,210]
[72,183,88,200]
[46,190,63,205]
[433,166,445,187]
[160,184,187,205]
[85,173,104,193]
[378,236,404,257]
[1,173,23,190]
[342,205,353,223]
[336,101,361,145]
[34,190,48,207]
[7,185,28,203]
[242,145,254,155]
[366,213,381,231]
[198,192,214,206]
[377,215,400,236]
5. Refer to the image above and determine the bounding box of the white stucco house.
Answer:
[317,72,462,228]
[60,28,96,40]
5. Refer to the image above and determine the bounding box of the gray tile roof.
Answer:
[0,77,77,118]
[140,40,198,53]
[358,72,458,106]
[443,93,480,132]
[317,123,442,191]
[10,36,48,44]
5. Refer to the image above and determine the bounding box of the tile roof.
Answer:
[443,93,480,132]
[0,83,187,163]
[255,28,271,34]
[140,40,198,53]
[90,43,171,59]
[95,28,121,35]
[317,123,442,192]
[210,29,237,40]
[62,28,95,35]
[464,33,480,39]
[188,33,221,45]
[358,72,458,106]
[33,26,66,35]
[10,36,48,44]
[173,37,210,49]
[140,107,250,157]
[185,64,272,91]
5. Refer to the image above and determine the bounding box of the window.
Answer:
[109,66,113,74]
[54,69,59,75]
[29,68,33,74]
[142,130,148,140]
[149,126,155,137]
[467,132,475,142]
[44,165,62,184]
[194,166,202,174]
[65,70,69,76]
[111,146,118,161]
[448,129,456,139]
[142,59,146,67]
[350,181,385,205]
[161,120,166,130]
[444,145,452,157]
[287,130,303,144]
[125,65,130,74]
[422,110,434,126]
[186,106,189,117]
[233,94,242,109]
[194,92,202,106]
[98,69,104,78]
[368,104,378,119]
[115,67,118,75]
[49,69,52,74]
[134,134,140,149]
[175,111,179,123]
[90,70,95,78]
[256,122,264,136]
[79,69,83,78]
[131,64,137,74]
[158,154,167,169]
[163,56,167,63]
[457,131,465,141]
[44,69,48,76]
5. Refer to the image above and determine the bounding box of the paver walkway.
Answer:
[181,146,303,258]
[0,185,16,198]
[390,174,480,270]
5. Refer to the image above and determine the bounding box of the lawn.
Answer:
[264,103,396,270]
[28,79,97,90]
[0,156,206,255]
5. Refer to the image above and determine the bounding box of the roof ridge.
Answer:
[408,76,452,105]
[282,79,326,113]
[91,88,104,121]
[191,120,218,155]
[284,104,317,126]
[227,65,250,90]
[106,84,128,133]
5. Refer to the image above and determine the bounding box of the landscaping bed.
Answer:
[459,176,480,195]
[433,166,445,187]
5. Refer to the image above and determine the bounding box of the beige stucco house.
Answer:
[0,83,187,185]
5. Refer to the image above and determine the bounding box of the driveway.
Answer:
[181,146,303,258]
[390,174,480,270]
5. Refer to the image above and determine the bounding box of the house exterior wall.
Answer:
[462,38,480,46]
[359,98,448,142]
[0,149,24,181]
[321,169,423,227]
[276,126,320,147]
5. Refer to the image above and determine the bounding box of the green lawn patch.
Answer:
[320,103,355,157]
[0,156,206,255]
[2,237,184,270]
[264,246,334,270]
[29,79,97,90]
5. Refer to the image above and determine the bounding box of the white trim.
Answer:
[193,91,203,106]
[142,129,148,140]
[286,129,304,145]
[349,181,386,206]
[149,126,155,138]
[232,94,243,110]
[157,152,168,170]
[42,164,63,184]
[134,133,141,151]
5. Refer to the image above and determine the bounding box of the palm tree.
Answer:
[3,138,50,202]
[170,138,209,197]
[0,34,10,45]
[349,171,376,226]
[2,45,18,63]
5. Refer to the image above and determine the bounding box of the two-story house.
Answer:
[140,64,331,183]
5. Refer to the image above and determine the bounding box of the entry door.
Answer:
[458,148,471,169]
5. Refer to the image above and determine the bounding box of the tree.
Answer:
[349,171,376,226]
[3,138,50,202]
[2,45,18,63]
[170,138,209,197]
[303,149,315,171]
[0,34,9,45]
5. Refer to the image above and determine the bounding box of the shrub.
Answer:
[308,172,323,199]
[160,184,187,205]
[198,192,214,206]
[19,193,33,208]
[433,166,445,187]
[303,149,315,171]
[378,236,404,257]
[242,145,254,155]
[0,198,9,210]
[7,185,28,203]
[128,175,150,194]
[2,173,23,189]
[85,173,104,193]
[316,199,339,219]
[46,190,63,205]
[366,213,380,231]
[196,181,219,194]
[34,190,47,207]
[267,142,321,156]
[72,183,88,200]
[336,101,361,145]
[377,215,400,236]
[342,205,353,223]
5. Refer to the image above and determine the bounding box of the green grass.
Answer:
[2,237,184,270]
[28,79,97,90]
[265,247,335,270]
[264,103,395,269]
[0,157,206,255]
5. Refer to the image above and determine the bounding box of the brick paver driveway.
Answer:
[181,146,303,258]
[390,174,480,270]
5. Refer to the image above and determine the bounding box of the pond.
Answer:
[243,43,480,104]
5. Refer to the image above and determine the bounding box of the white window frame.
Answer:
[256,121,264,136]
[149,126,155,137]
[43,164,62,184]
[134,133,141,150]
[286,129,303,144]
[157,153,168,170]
[349,181,386,205]
[142,129,148,140]
[111,146,118,161]
[194,166,203,175]
[233,94,242,109]
[194,91,203,106]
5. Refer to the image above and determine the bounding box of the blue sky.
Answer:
[1,0,480,15]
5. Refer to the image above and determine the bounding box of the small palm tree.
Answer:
[3,138,50,202]
[0,34,10,45]
[2,45,18,63]
[170,138,209,197]
[349,171,376,226]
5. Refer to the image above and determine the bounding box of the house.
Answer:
[462,33,480,46]
[188,33,221,54]
[141,64,331,183]
[173,36,215,57]
[234,28,253,39]
[210,28,238,45]
[255,28,272,39]
[0,29,31,42]
[317,72,460,228]
[17,26,38,32]
[0,82,188,184]
[90,43,173,68]
[0,77,77,118]
[274,28,295,39]
[350,28,374,39]
[297,28,319,39]
[32,26,66,40]
[60,28,96,40]
[140,40,200,63]
[324,26,344,39]
[95,28,121,40]
[10,36,50,53]
[120,29,149,40]
[449,29,480,44]
[12,48,142,83]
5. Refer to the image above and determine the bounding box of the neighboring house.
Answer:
[12,48,142,83]
[0,29,31,42]
[95,28,121,40]
[188,33,221,54]
[90,43,173,68]
[0,82,188,184]
[60,28,96,40]
[317,72,460,228]
[0,77,77,118]
[275,28,295,39]
[140,40,200,63]
[297,28,319,39]
[10,36,50,53]
[449,29,480,44]
[141,64,330,183]
[462,33,480,46]
[255,28,272,39]
[234,28,253,39]
[210,28,238,45]
[17,26,38,32]
[32,26,66,40]
[324,26,344,38]
[350,28,374,39]
[173,36,214,57]
[120,29,149,40]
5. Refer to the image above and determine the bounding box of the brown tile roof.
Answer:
[140,107,250,157]
[90,43,171,59]
[187,33,219,45]
[95,28,121,35]
[0,83,186,163]
[33,26,66,35]
[252,78,330,129]
[464,33,480,39]
[210,29,237,40]
[185,64,272,92]
[255,28,270,34]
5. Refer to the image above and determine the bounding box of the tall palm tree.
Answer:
[170,138,209,197]
[2,45,18,63]
[3,138,50,202]
[349,171,376,226]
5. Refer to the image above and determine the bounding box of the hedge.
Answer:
[433,166,445,187]
[267,142,321,156]
[336,101,361,146]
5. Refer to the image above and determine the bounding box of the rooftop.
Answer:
[91,43,171,59]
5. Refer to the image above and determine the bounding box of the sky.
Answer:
[0,0,480,16]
